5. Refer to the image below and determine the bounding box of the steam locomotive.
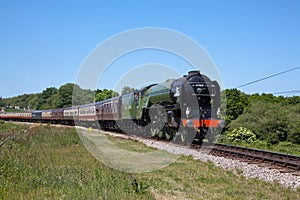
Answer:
[0,71,224,143]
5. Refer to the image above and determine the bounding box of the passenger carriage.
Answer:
[78,103,97,127]
[0,111,32,121]
[41,110,53,122]
[96,97,121,130]
[52,108,64,123]
[63,106,80,125]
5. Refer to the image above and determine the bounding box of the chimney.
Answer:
[188,70,200,76]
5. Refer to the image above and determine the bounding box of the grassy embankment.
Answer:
[0,121,299,200]
[220,139,300,156]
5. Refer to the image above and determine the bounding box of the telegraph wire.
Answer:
[271,90,300,95]
[236,66,300,88]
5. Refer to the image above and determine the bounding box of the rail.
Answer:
[207,143,300,172]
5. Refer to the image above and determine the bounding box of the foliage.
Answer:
[0,120,29,135]
[37,87,58,110]
[2,93,39,110]
[1,84,118,110]
[0,97,4,107]
[72,84,95,106]
[219,139,300,156]
[223,89,300,127]
[229,101,289,144]
[222,89,300,144]
[27,94,41,110]
[95,89,119,102]
[54,83,76,108]
[226,127,257,143]
[286,104,300,144]
[121,86,136,95]
[221,89,249,128]
[128,178,150,195]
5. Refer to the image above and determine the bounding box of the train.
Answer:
[0,71,224,144]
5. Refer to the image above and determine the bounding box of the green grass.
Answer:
[139,157,300,200]
[0,119,29,134]
[0,124,153,199]
[222,139,300,156]
[1,122,299,199]
[106,135,156,153]
[257,141,300,156]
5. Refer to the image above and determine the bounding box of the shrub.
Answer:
[226,127,257,143]
[229,101,288,144]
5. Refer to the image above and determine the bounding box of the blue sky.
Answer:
[0,0,300,98]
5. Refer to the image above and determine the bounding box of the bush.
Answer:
[286,106,300,144]
[229,101,289,144]
[226,127,257,143]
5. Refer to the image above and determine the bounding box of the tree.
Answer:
[222,89,249,128]
[72,85,94,106]
[54,83,74,108]
[121,86,135,95]
[37,87,58,110]
[286,104,300,144]
[95,89,119,102]
[27,94,41,110]
[0,97,4,107]
[229,101,288,144]
[284,96,300,105]
[52,83,94,107]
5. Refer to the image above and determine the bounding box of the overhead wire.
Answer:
[271,90,300,95]
[235,66,300,89]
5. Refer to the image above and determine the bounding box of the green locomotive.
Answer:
[118,70,223,143]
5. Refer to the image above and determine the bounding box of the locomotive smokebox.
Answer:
[188,70,200,77]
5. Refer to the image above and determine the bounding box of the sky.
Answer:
[0,0,300,98]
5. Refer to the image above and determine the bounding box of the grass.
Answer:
[106,135,156,153]
[221,139,300,156]
[1,121,299,199]
[139,157,300,200]
[0,123,152,199]
[0,119,29,134]
[255,141,300,156]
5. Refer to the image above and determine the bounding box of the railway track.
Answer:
[201,143,300,174]
[100,128,300,174]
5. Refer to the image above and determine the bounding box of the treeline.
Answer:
[0,84,136,111]
[0,83,121,110]
[223,89,300,144]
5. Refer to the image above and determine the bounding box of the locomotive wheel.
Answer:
[149,104,166,138]
[206,127,214,143]
[172,132,187,144]
[150,122,162,137]
[178,127,196,144]
[149,120,165,138]
[180,132,186,144]
[172,132,181,143]
[164,127,174,140]
[158,130,164,139]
